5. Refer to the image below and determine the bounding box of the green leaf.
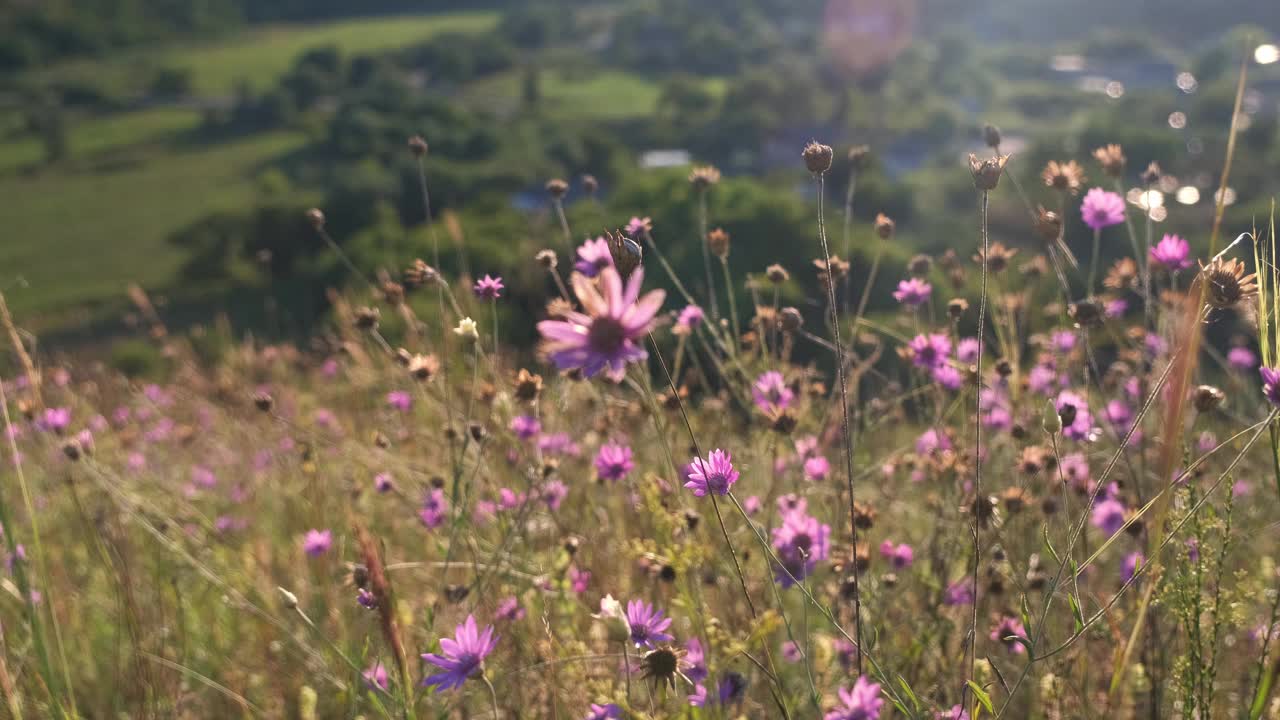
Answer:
[1068,593,1085,634]
[967,680,995,717]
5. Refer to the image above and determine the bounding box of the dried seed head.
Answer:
[1068,299,1105,328]
[969,153,1010,191]
[975,242,1018,273]
[874,213,896,240]
[707,227,731,259]
[640,646,686,689]
[848,144,871,169]
[802,141,834,175]
[780,307,804,332]
[408,135,428,157]
[1141,161,1162,186]
[606,229,643,278]
[514,368,544,402]
[769,409,798,434]
[1093,144,1126,178]
[353,307,381,331]
[278,587,299,610]
[906,254,932,276]
[62,439,82,461]
[306,208,325,229]
[982,123,1002,149]
[253,392,274,412]
[813,255,850,288]
[1002,487,1030,513]
[766,264,790,284]
[1034,206,1063,242]
[581,174,598,195]
[545,178,569,199]
[535,249,558,270]
[947,298,969,319]
[852,501,876,530]
[403,259,439,289]
[688,165,721,189]
[1200,257,1258,310]
[1193,385,1225,413]
[381,280,404,306]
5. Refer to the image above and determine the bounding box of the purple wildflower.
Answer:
[363,662,390,690]
[1055,390,1095,441]
[574,237,614,277]
[537,266,665,382]
[374,472,394,493]
[944,579,975,606]
[1261,367,1280,406]
[387,391,412,412]
[1091,497,1126,536]
[625,216,652,237]
[684,449,739,497]
[421,614,498,692]
[625,599,673,648]
[1228,346,1258,370]
[357,588,377,609]
[1080,187,1125,231]
[878,540,914,569]
[685,637,708,682]
[542,479,567,510]
[825,676,884,720]
[511,415,541,440]
[37,407,71,433]
[1122,551,1144,583]
[495,596,525,622]
[302,529,332,557]
[937,705,971,720]
[932,364,963,391]
[916,428,951,455]
[1150,233,1192,271]
[594,442,635,482]
[752,370,794,413]
[956,337,980,363]
[677,305,705,331]
[803,455,831,482]
[473,274,504,300]
[908,333,951,369]
[420,489,448,529]
[991,616,1029,653]
[771,506,831,587]
[586,704,622,720]
[893,277,932,307]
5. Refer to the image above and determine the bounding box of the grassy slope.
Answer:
[1,11,500,330]
[0,132,308,326]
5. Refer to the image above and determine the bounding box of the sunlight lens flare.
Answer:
[822,0,916,76]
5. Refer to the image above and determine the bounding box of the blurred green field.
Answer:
[0,108,203,175]
[463,69,727,120]
[29,11,499,96]
[0,132,308,326]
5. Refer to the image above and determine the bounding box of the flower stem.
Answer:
[815,172,863,674]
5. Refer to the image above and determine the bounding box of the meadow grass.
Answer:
[463,69,726,120]
[0,108,203,175]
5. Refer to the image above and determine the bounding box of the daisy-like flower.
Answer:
[510,415,541,440]
[893,277,932,307]
[932,364,963,391]
[752,371,794,413]
[1080,188,1125,231]
[1122,551,1144,583]
[495,596,525,622]
[574,236,614,278]
[937,705,971,720]
[626,599,674,648]
[1261,367,1280,407]
[420,489,448,529]
[1150,234,1192,272]
[302,529,332,557]
[991,616,1029,654]
[594,442,635,482]
[908,333,951,369]
[825,676,884,720]
[473,274,505,300]
[421,614,499,692]
[684,449,739,497]
[676,304,704,333]
[537,266,665,382]
[1042,160,1085,195]
[625,216,652,237]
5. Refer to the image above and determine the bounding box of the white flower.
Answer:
[594,594,630,643]
[453,317,479,341]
